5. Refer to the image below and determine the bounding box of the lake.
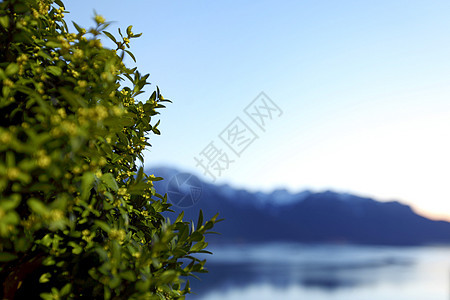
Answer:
[188,243,450,300]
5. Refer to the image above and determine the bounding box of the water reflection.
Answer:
[188,243,450,300]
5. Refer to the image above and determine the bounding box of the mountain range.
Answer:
[149,166,450,246]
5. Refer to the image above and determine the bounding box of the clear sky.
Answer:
[67,1,450,221]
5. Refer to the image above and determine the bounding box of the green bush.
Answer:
[0,0,219,299]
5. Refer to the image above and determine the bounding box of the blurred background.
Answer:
[68,1,450,299]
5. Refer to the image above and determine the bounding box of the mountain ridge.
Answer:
[149,166,450,246]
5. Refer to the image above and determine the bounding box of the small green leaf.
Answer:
[126,25,133,36]
[136,167,145,182]
[197,210,203,229]
[94,220,111,233]
[72,21,84,33]
[204,221,214,230]
[68,241,83,254]
[81,172,95,200]
[0,194,21,210]
[120,270,136,281]
[60,283,72,296]
[28,198,48,215]
[5,151,15,167]
[60,88,87,108]
[109,275,121,289]
[40,293,52,300]
[175,211,184,223]
[39,273,51,283]
[47,66,62,76]
[101,173,118,192]
[152,127,161,135]
[0,252,17,262]
[190,241,207,252]
[159,270,177,284]
[46,41,61,48]
[0,16,9,28]
[103,31,117,43]
[136,279,150,291]
[125,50,136,62]
[54,0,64,7]
[189,231,203,242]
[5,63,19,76]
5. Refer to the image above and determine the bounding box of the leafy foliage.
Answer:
[0,0,220,299]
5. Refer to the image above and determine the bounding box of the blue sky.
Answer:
[67,1,450,221]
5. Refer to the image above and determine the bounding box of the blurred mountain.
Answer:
[149,166,450,246]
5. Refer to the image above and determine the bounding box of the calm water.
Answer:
[188,243,450,300]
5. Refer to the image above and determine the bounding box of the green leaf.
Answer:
[72,21,84,34]
[5,63,19,76]
[109,274,121,289]
[94,220,111,233]
[60,88,87,108]
[0,16,9,28]
[39,273,51,283]
[151,127,160,135]
[175,211,184,223]
[28,198,48,215]
[40,293,52,300]
[125,50,136,62]
[60,283,72,296]
[47,66,62,76]
[5,151,15,167]
[190,241,207,252]
[81,172,95,200]
[39,234,53,247]
[203,221,214,230]
[54,0,64,7]
[126,25,133,36]
[103,31,117,43]
[45,41,61,48]
[197,210,203,229]
[101,173,118,192]
[127,181,149,194]
[136,166,144,182]
[152,120,161,135]
[120,270,136,281]
[148,176,163,182]
[136,279,150,291]
[68,242,83,254]
[159,270,177,284]
[0,194,21,210]
[0,252,17,262]
[189,231,203,242]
